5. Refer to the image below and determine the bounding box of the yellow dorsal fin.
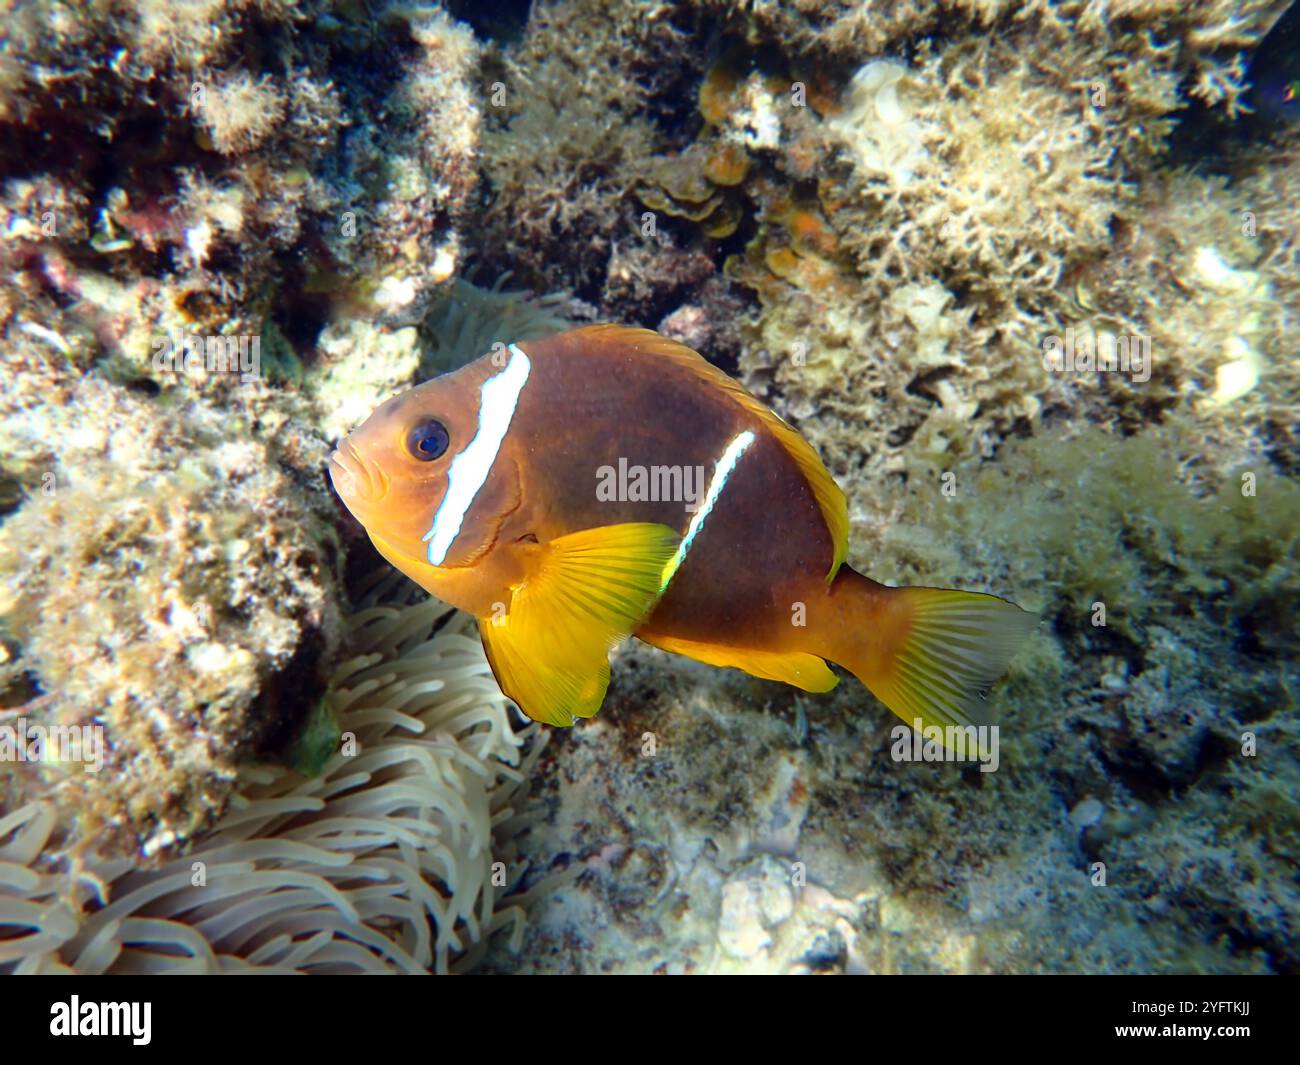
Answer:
[640,632,839,693]
[569,325,848,582]
[479,522,681,727]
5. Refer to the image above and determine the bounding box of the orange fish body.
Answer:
[329,326,1036,731]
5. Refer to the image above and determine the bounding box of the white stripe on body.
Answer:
[659,429,755,593]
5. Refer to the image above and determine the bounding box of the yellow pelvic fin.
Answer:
[859,588,1039,736]
[642,633,839,693]
[571,325,849,582]
[479,522,681,727]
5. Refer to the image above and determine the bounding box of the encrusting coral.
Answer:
[0,583,561,974]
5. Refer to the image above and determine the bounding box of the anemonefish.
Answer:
[329,325,1037,737]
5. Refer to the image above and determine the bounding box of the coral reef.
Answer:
[440,2,1299,977]
[0,0,1297,977]
[0,0,481,413]
[0,0,499,862]
[475,0,698,290]
[464,0,1286,504]
[698,0,1279,117]
[726,31,1295,488]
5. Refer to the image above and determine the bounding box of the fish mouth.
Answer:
[328,438,387,507]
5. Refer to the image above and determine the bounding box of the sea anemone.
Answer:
[0,584,561,974]
[421,273,572,377]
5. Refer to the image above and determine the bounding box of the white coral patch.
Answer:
[831,59,929,185]
[374,274,419,311]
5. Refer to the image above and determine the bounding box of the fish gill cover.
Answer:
[0,0,1296,979]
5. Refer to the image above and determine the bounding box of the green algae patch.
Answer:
[286,697,344,778]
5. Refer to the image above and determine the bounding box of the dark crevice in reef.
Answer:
[446,0,534,45]
[253,623,335,762]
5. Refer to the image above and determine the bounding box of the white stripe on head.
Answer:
[423,343,531,566]
[659,429,755,593]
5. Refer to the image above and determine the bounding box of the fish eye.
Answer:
[406,418,449,461]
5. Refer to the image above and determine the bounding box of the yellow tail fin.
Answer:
[841,579,1038,734]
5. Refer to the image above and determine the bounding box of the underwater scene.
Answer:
[0,0,1297,978]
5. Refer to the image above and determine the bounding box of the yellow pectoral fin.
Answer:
[642,633,839,693]
[479,522,682,727]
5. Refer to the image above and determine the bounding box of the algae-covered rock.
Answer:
[305,320,423,442]
[0,376,343,860]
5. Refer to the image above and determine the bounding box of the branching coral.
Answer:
[0,594,562,974]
